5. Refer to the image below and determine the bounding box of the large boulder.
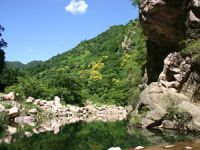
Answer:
[132,82,200,131]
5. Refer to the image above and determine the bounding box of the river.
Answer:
[0,119,200,150]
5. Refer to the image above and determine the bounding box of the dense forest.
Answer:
[1,20,147,106]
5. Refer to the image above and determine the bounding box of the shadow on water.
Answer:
[0,120,200,150]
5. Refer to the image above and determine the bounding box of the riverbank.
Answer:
[0,92,128,124]
[0,92,129,144]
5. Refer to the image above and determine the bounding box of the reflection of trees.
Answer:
[0,121,141,150]
[1,121,199,150]
[142,128,199,145]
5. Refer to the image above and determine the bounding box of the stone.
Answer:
[26,97,35,103]
[25,131,33,137]
[174,74,182,82]
[54,96,62,108]
[41,124,53,131]
[4,135,12,144]
[38,127,46,133]
[134,146,144,150]
[38,100,47,106]
[32,128,40,134]
[164,145,176,148]
[8,107,20,119]
[28,108,38,115]
[33,99,40,105]
[7,126,17,135]
[185,146,193,150]
[53,123,60,134]
[4,92,15,101]
[189,10,200,23]
[14,116,36,125]
[108,147,121,150]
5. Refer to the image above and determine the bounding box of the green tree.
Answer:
[0,66,24,91]
[0,25,7,73]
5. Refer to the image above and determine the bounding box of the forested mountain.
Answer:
[4,20,147,106]
[6,60,44,71]
[6,61,25,69]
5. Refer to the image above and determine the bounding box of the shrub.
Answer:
[0,111,8,134]
[181,39,200,55]
[130,113,141,127]
[166,96,192,130]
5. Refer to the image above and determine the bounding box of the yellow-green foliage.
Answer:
[89,70,102,80]
[89,60,104,81]
[121,53,131,67]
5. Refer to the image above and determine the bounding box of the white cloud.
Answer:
[65,0,88,15]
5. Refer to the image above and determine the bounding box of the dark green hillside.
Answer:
[6,60,44,71]
[5,20,147,106]
[6,61,26,69]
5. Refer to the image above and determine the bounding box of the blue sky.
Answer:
[0,0,138,64]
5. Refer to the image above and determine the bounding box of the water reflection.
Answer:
[0,118,200,150]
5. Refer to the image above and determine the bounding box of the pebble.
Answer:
[164,145,176,148]
[25,131,33,138]
[135,146,144,150]
[185,146,192,150]
[108,147,121,150]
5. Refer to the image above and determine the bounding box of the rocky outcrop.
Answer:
[140,0,200,47]
[158,52,192,92]
[131,51,200,130]
[187,0,200,39]
[139,0,200,83]
[132,82,200,131]
[140,0,189,48]
[133,0,200,130]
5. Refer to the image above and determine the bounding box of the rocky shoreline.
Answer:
[0,92,128,144]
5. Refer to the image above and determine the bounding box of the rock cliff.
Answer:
[139,0,200,83]
[131,0,200,131]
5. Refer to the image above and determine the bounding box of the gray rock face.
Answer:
[132,50,200,130]
[187,0,200,39]
[140,0,200,47]
[158,52,192,92]
[140,0,187,48]
[132,82,200,131]
[139,0,200,83]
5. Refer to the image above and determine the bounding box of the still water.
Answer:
[0,119,200,150]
